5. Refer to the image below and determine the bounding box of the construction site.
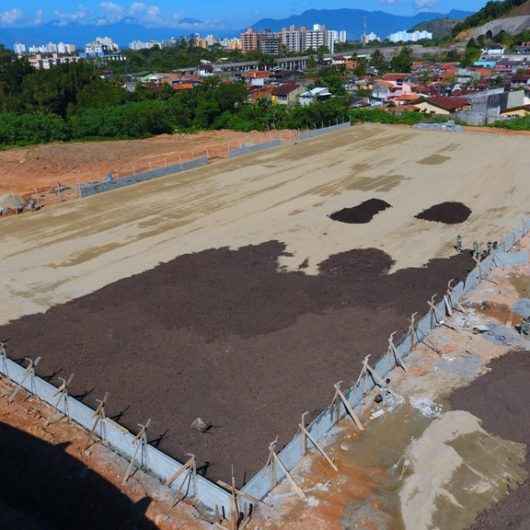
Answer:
[0,122,529,529]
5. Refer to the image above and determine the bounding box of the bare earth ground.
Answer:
[0,124,530,517]
[250,235,530,530]
[0,129,295,196]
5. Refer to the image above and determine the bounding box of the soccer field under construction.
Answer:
[0,123,529,519]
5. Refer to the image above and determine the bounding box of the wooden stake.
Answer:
[267,438,306,499]
[122,418,151,484]
[408,312,418,349]
[331,381,364,431]
[165,454,196,487]
[85,392,109,452]
[45,373,74,426]
[299,411,338,471]
[359,355,402,401]
[427,295,442,327]
[216,480,272,508]
[8,356,41,402]
[166,453,197,503]
[0,340,8,377]
[388,331,407,372]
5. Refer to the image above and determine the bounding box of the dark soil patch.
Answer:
[451,351,530,530]
[0,421,156,530]
[0,242,473,486]
[415,202,472,224]
[329,199,392,224]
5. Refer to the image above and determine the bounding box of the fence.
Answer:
[299,121,352,141]
[228,139,283,159]
[79,156,209,198]
[414,121,464,133]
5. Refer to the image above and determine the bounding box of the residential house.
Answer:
[299,87,332,106]
[242,70,272,87]
[414,96,471,115]
[271,83,304,105]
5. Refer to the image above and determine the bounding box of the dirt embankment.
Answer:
[0,129,294,197]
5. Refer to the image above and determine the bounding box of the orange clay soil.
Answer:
[0,129,295,196]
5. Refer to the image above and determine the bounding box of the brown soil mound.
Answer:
[0,242,473,486]
[415,202,471,224]
[329,199,392,224]
[451,351,530,529]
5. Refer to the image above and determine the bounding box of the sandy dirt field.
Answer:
[1,123,529,324]
[0,123,529,527]
[0,129,294,196]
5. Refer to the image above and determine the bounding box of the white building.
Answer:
[338,30,347,43]
[129,40,162,50]
[85,37,120,57]
[388,30,432,43]
[57,42,76,55]
[13,42,26,55]
[361,32,381,44]
[299,86,333,106]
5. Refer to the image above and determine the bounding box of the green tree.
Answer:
[390,47,413,72]
[370,49,386,72]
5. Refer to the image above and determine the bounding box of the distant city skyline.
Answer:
[0,0,486,30]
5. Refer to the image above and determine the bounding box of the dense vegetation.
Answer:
[452,0,528,35]
[0,46,353,148]
[350,108,449,125]
[492,115,530,129]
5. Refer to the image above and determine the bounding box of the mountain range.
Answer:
[0,8,474,48]
[253,8,473,39]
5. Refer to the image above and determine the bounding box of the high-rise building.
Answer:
[240,28,279,54]
[304,25,327,51]
[279,26,305,54]
[258,30,280,55]
[338,31,347,43]
[241,28,259,52]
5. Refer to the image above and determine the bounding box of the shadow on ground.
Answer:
[0,420,157,530]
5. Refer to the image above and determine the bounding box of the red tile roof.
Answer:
[272,82,299,97]
[426,96,470,111]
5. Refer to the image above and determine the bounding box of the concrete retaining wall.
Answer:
[228,139,283,159]
[415,122,464,133]
[1,217,528,518]
[299,121,351,141]
[79,156,209,198]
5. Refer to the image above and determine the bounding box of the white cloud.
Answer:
[34,9,44,25]
[100,1,126,21]
[415,0,437,8]
[0,8,24,26]
[53,7,90,25]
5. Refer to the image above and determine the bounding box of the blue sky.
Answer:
[0,0,486,29]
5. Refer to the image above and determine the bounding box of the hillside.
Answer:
[411,17,462,39]
[252,8,472,39]
[453,0,530,38]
